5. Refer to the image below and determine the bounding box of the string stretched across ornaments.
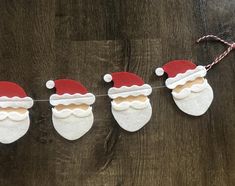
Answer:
[0,35,233,144]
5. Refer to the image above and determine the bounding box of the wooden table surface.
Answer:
[0,0,234,186]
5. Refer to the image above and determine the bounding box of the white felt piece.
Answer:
[0,96,34,109]
[173,83,213,116]
[0,114,30,144]
[155,67,164,76]
[108,84,152,99]
[166,66,207,89]
[49,93,95,106]
[111,99,150,111]
[46,80,55,89]
[111,101,152,132]
[52,108,94,140]
[103,74,112,82]
[0,110,29,121]
[52,107,92,118]
[172,79,208,99]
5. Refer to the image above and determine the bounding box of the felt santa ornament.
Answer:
[155,60,213,116]
[46,79,95,140]
[0,81,34,144]
[104,72,152,132]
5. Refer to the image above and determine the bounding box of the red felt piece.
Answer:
[0,81,27,98]
[163,60,196,78]
[110,72,145,88]
[54,79,88,95]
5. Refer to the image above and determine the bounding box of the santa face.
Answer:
[172,77,213,116]
[0,108,30,144]
[52,104,94,140]
[111,96,152,132]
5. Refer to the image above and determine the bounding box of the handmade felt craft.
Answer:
[155,35,235,116]
[104,72,152,132]
[0,81,34,144]
[155,60,214,116]
[46,79,95,140]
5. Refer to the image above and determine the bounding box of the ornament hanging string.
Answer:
[197,35,235,71]
[4,85,165,102]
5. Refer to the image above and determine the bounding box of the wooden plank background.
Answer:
[0,0,234,185]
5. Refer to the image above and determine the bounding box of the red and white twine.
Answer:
[197,35,235,71]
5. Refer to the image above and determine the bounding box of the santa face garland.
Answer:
[46,79,95,140]
[0,82,34,144]
[155,60,213,116]
[0,35,232,143]
[103,72,152,132]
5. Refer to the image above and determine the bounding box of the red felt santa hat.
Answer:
[46,79,95,106]
[0,81,33,109]
[155,60,207,89]
[103,72,152,99]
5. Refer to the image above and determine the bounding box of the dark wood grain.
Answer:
[0,0,234,185]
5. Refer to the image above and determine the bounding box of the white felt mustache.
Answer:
[52,107,92,119]
[0,111,29,121]
[172,80,208,99]
[111,99,150,111]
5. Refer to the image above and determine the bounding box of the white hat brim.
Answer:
[108,84,152,99]
[49,93,95,106]
[0,96,33,109]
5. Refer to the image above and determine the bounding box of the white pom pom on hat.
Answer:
[103,74,112,82]
[46,80,55,89]
[155,67,164,76]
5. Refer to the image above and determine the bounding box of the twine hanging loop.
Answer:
[197,35,235,70]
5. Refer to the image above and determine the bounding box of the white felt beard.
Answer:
[0,112,30,144]
[52,107,94,140]
[172,80,214,116]
[111,99,152,132]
